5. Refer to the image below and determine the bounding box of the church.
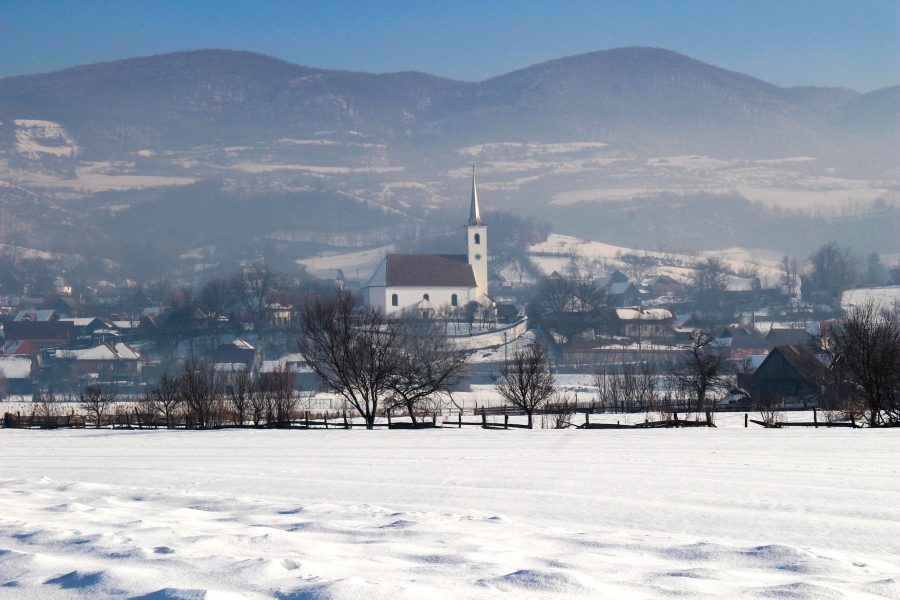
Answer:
[364,170,490,317]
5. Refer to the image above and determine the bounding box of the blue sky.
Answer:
[2,0,898,91]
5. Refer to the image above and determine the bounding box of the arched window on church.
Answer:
[474,233,481,245]
[423,293,430,301]
[391,293,398,307]
[451,293,458,307]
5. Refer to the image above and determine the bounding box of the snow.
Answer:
[55,346,118,361]
[0,356,31,379]
[528,234,783,284]
[232,162,404,174]
[113,343,140,360]
[615,308,673,321]
[260,353,314,374]
[55,343,139,361]
[13,119,79,158]
[841,286,900,311]
[297,244,395,278]
[0,427,897,599]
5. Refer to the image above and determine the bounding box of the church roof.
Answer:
[382,254,476,287]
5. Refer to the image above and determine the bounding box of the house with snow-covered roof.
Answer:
[364,169,491,317]
[0,355,35,396]
[612,307,676,340]
[55,342,143,380]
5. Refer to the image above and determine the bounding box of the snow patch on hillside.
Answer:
[13,119,79,159]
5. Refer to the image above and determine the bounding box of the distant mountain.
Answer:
[0,48,897,278]
[427,47,868,158]
[837,85,900,141]
[0,48,893,161]
[0,50,464,157]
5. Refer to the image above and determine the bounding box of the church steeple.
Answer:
[466,165,488,298]
[468,164,483,226]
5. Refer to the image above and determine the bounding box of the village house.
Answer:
[714,324,770,359]
[2,320,77,348]
[744,345,828,408]
[765,327,815,348]
[0,355,35,396]
[612,307,676,341]
[55,341,143,382]
[209,338,260,374]
[642,274,684,298]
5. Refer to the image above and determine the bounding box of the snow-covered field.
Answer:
[841,286,900,312]
[528,234,784,284]
[1,427,898,599]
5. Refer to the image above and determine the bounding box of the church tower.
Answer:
[466,166,488,299]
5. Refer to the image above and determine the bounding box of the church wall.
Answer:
[380,286,478,316]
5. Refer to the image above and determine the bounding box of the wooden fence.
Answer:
[1,406,861,431]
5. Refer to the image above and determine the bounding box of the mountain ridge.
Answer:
[0,47,897,278]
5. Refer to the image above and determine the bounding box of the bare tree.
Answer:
[199,276,241,319]
[237,265,281,330]
[386,318,469,424]
[668,330,731,418]
[177,359,221,429]
[79,384,116,428]
[152,373,182,428]
[830,302,900,426]
[757,389,783,427]
[779,255,800,298]
[806,242,858,307]
[621,361,658,413]
[622,254,655,283]
[690,257,729,313]
[224,365,255,426]
[135,391,161,428]
[32,388,62,422]
[299,293,402,429]
[542,392,576,429]
[494,343,556,429]
[528,275,603,343]
[259,363,296,426]
[249,380,267,426]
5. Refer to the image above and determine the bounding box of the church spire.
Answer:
[468,164,483,226]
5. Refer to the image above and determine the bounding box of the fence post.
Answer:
[504,414,509,429]
[481,406,487,428]
[343,410,349,429]
[324,414,328,429]
[745,413,748,428]
[585,412,590,427]
[432,414,437,427]
[305,411,310,428]
[672,410,678,427]
[813,408,818,428]
[387,410,392,427]
[458,411,462,428]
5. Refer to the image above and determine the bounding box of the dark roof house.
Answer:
[746,345,828,407]
[765,328,814,348]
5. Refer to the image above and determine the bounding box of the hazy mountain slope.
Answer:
[0,48,896,277]
[837,85,900,139]
[0,48,890,161]
[427,48,866,159]
[0,50,465,156]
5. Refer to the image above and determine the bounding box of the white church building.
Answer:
[364,170,491,316]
